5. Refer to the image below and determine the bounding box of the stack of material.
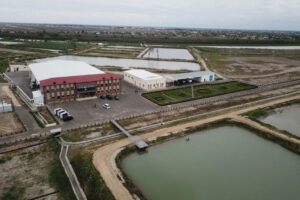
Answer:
[0,102,12,113]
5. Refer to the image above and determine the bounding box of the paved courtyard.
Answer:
[47,81,160,126]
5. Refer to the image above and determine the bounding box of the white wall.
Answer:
[124,72,166,91]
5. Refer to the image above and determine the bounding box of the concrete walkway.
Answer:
[59,139,87,200]
[137,47,149,58]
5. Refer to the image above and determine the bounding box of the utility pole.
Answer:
[191,85,194,98]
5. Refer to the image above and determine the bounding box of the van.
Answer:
[59,111,68,119]
[54,108,63,116]
[57,110,65,117]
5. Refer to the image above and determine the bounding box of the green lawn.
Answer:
[142,81,257,106]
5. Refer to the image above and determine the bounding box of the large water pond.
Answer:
[260,105,300,137]
[195,45,300,50]
[122,126,300,200]
[34,55,200,71]
[143,48,194,60]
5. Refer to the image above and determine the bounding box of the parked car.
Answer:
[103,103,111,109]
[100,95,105,99]
[106,95,113,100]
[114,95,119,100]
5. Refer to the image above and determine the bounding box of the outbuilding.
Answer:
[165,71,215,86]
[124,69,166,91]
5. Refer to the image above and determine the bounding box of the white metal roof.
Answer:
[29,60,104,83]
[165,71,214,81]
[125,69,163,80]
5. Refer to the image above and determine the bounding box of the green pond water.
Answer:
[122,126,300,200]
[260,106,300,137]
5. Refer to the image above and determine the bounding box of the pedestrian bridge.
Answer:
[110,120,148,150]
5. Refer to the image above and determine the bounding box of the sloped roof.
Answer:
[125,69,163,80]
[29,60,105,84]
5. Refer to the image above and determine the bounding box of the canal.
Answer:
[122,126,300,200]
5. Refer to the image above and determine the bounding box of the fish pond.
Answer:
[260,105,300,137]
[122,126,300,200]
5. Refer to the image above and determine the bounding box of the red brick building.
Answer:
[40,73,121,104]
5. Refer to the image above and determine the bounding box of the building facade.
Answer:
[124,69,166,91]
[40,73,121,104]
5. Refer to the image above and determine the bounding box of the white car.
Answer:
[103,103,111,109]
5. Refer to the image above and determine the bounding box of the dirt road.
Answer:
[93,93,300,200]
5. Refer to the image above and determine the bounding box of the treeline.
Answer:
[1,31,300,45]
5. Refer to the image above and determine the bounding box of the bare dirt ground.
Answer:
[0,85,21,106]
[93,93,300,200]
[200,48,300,85]
[219,56,300,84]
[0,141,60,200]
[0,112,24,135]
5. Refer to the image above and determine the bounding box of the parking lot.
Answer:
[48,81,160,126]
[7,71,160,127]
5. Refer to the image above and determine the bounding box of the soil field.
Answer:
[142,81,256,106]
[0,141,60,200]
[199,48,300,85]
[0,85,21,106]
[0,112,24,136]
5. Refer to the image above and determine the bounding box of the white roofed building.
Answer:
[29,60,105,85]
[124,69,166,91]
[28,60,121,104]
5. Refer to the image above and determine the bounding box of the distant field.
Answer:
[198,47,300,85]
[142,81,257,106]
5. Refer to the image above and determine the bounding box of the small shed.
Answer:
[0,102,13,113]
[32,90,44,105]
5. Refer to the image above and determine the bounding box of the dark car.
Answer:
[106,95,113,100]
[100,95,106,99]
[114,96,119,100]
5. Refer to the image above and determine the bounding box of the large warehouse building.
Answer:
[124,69,166,91]
[29,60,121,104]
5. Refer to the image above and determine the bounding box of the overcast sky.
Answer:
[1,0,300,31]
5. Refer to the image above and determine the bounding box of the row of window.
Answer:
[45,84,120,93]
[45,80,120,90]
